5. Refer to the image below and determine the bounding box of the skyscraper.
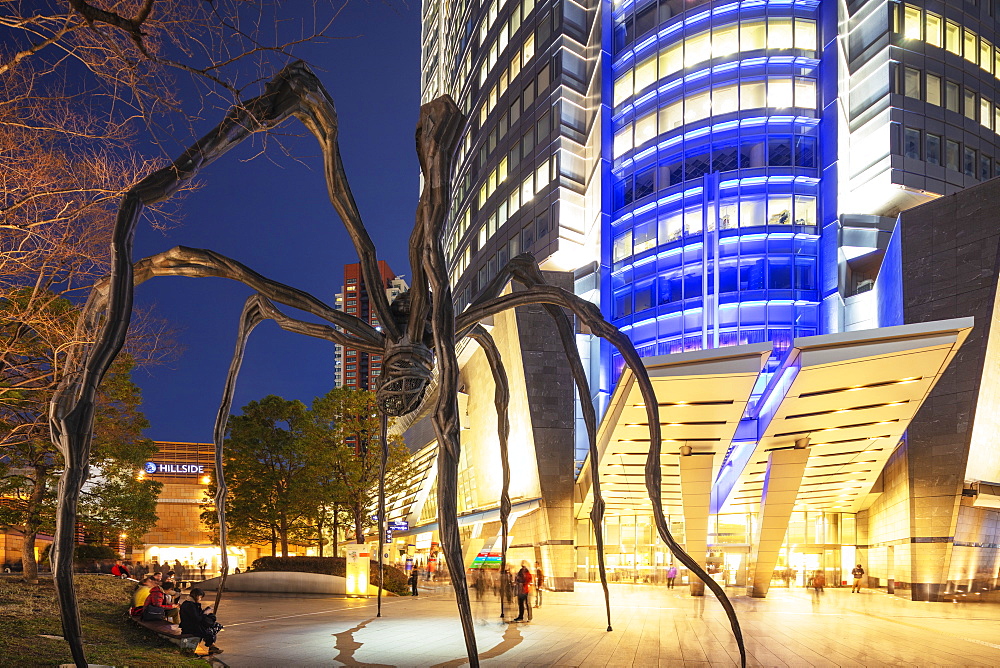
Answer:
[334,262,408,391]
[414,0,1000,600]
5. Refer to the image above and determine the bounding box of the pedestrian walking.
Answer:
[409,567,420,596]
[512,561,533,621]
[851,564,864,592]
[198,559,207,580]
[666,564,678,589]
[534,562,545,607]
[811,570,825,608]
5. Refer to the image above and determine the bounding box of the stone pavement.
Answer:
[206,582,1000,666]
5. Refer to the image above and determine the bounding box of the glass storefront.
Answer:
[577,510,861,590]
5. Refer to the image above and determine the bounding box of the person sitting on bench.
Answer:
[180,588,224,655]
[142,578,180,624]
[130,576,156,616]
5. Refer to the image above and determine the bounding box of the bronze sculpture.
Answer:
[48,61,745,667]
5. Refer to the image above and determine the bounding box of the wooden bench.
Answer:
[129,615,201,650]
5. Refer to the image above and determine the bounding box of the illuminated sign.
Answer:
[388,521,409,532]
[143,461,205,475]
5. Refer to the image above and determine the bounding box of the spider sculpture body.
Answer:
[47,62,745,667]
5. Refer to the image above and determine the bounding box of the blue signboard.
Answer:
[388,520,409,532]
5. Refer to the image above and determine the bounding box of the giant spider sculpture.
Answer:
[48,62,746,667]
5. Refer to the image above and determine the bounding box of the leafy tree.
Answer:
[309,388,411,546]
[204,395,318,557]
[0,340,161,581]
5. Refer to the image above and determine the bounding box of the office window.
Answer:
[903,67,921,98]
[996,107,1000,134]
[740,20,766,51]
[903,5,922,40]
[794,195,817,226]
[983,99,994,129]
[926,134,941,165]
[965,29,978,64]
[965,89,978,120]
[964,147,976,177]
[613,229,633,262]
[768,18,794,50]
[634,55,657,93]
[685,30,711,68]
[769,138,793,166]
[794,18,817,51]
[767,196,793,225]
[633,219,657,253]
[946,139,960,171]
[794,78,816,107]
[903,127,921,159]
[613,72,632,107]
[660,43,683,78]
[741,81,766,108]
[945,81,960,112]
[925,12,942,47]
[659,210,683,243]
[660,100,683,131]
[981,154,993,181]
[946,21,961,55]
[713,84,739,115]
[634,110,657,147]
[768,78,794,108]
[982,40,994,74]
[926,73,941,105]
[795,136,817,167]
[613,124,632,158]
[684,90,711,123]
[713,24,739,58]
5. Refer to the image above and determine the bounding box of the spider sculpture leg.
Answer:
[464,254,614,630]
[464,325,511,619]
[377,410,389,617]
[207,293,359,613]
[47,63,367,665]
[410,96,482,665]
[457,284,747,668]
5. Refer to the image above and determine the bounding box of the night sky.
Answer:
[132,3,423,442]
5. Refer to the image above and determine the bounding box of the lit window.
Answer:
[479,224,487,248]
[965,30,978,64]
[633,220,657,254]
[768,79,794,108]
[613,124,633,158]
[634,111,657,147]
[658,210,682,242]
[634,55,657,93]
[479,183,487,208]
[487,169,497,195]
[521,174,534,203]
[767,196,792,225]
[659,99,683,131]
[683,207,702,235]
[925,12,942,48]
[499,157,508,183]
[712,84,739,115]
[926,73,941,106]
[499,21,509,52]
[684,90,711,123]
[535,158,549,189]
[945,21,961,55]
[903,67,921,98]
[659,43,683,78]
[740,81,766,108]
[794,19,817,51]
[509,189,520,214]
[613,72,633,107]
[767,18,793,50]
[684,30,711,68]
[523,33,535,64]
[996,48,1000,80]
[794,196,816,226]
[713,24,738,58]
[903,6,922,40]
[511,51,521,79]
[982,40,994,75]
[982,99,993,130]
[996,108,1000,134]
[740,20,766,52]
[794,78,816,108]
[740,196,765,227]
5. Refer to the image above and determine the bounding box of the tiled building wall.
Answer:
[143,481,212,546]
[899,175,1000,599]
[861,444,912,588]
[949,502,1000,592]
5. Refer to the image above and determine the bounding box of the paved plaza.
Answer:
[205,582,1000,667]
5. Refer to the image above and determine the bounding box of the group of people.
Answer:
[130,571,223,655]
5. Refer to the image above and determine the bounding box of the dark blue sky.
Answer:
[133,3,422,441]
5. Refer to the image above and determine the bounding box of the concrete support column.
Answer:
[678,447,714,596]
[747,439,810,598]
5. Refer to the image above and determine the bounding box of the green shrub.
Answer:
[38,543,119,564]
[249,556,410,595]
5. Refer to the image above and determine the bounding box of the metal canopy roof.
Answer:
[575,318,973,520]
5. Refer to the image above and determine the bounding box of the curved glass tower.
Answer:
[606,0,825,379]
